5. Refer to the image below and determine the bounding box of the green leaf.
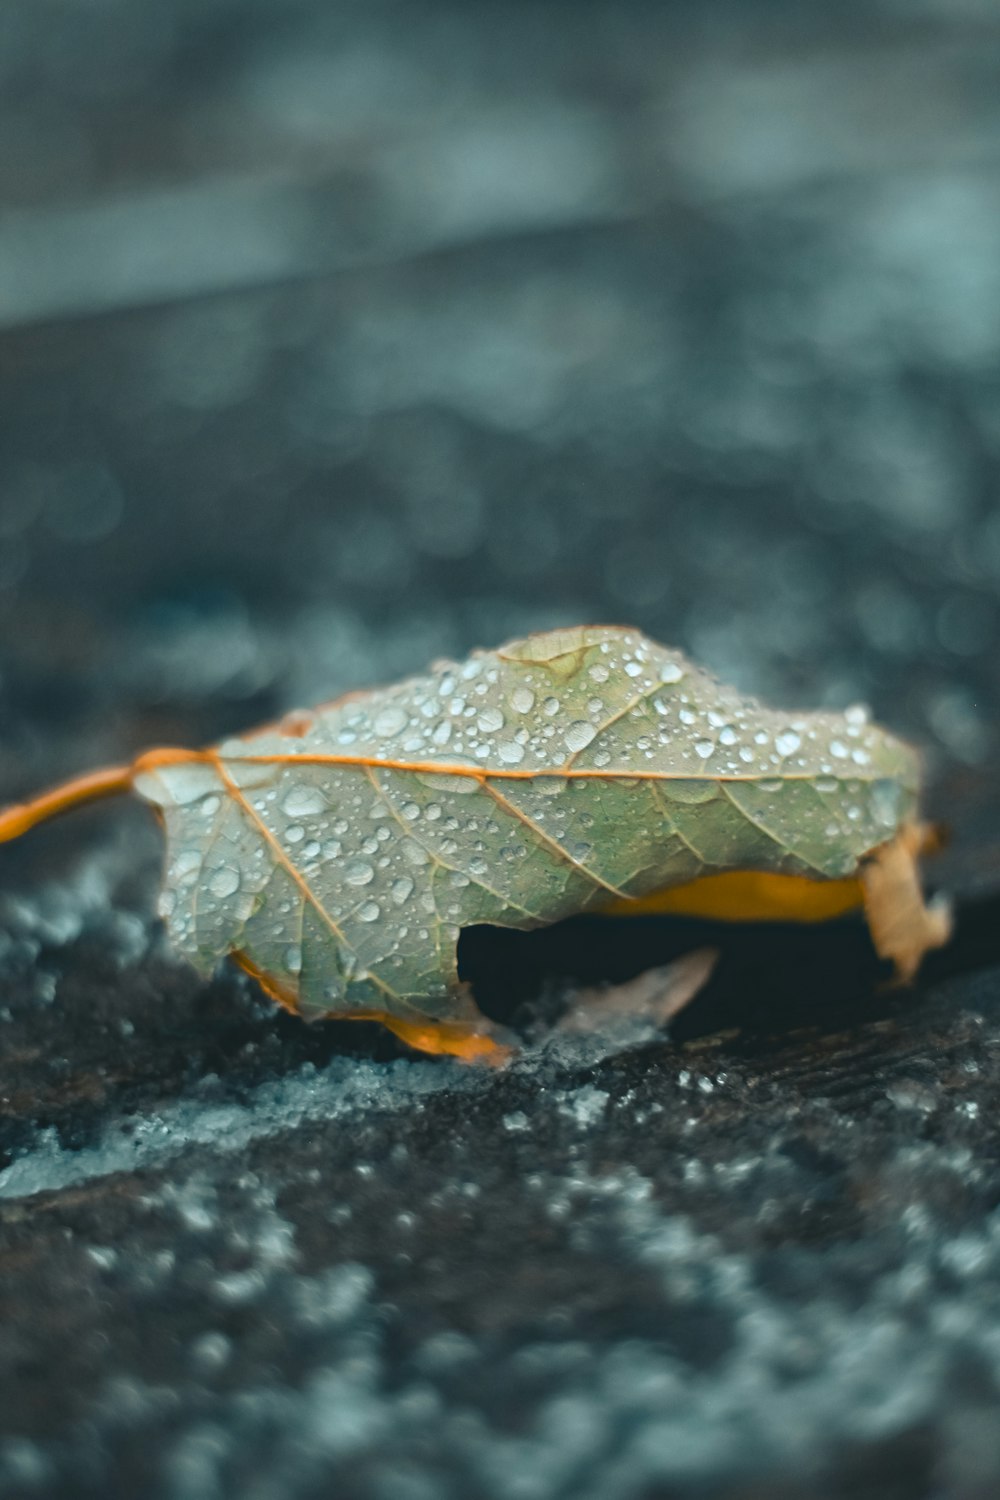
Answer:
[132,626,923,1025]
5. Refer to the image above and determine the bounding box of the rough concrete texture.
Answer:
[2,1,1000,1496]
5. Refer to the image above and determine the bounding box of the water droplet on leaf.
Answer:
[209,866,241,899]
[281,785,327,818]
[374,705,408,737]
[564,721,597,753]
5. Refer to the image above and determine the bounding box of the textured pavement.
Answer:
[2,2,1000,1496]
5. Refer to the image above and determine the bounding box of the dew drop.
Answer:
[564,721,597,753]
[281,785,327,818]
[719,726,738,746]
[284,945,303,975]
[284,825,305,844]
[694,739,715,759]
[498,740,525,764]
[871,780,902,828]
[588,664,610,684]
[358,901,381,923]
[660,661,684,684]
[510,684,536,714]
[374,705,408,737]
[669,780,718,804]
[401,839,431,867]
[344,858,375,886]
[209,866,241,899]
[830,740,849,759]
[416,774,482,798]
[775,730,801,757]
[391,877,414,905]
[542,697,560,717]
[477,707,505,734]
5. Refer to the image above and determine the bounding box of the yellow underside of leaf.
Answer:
[377,1014,514,1064]
[232,948,514,1062]
[231,949,301,1012]
[605,870,865,924]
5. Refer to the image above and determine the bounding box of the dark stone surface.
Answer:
[2,2,1000,1496]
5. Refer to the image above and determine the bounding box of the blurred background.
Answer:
[1,0,998,803]
[5,5,1000,1498]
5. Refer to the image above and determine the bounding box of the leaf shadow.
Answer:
[460,890,1000,1049]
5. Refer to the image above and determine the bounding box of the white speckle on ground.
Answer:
[0,1056,486,1202]
[558,1086,609,1129]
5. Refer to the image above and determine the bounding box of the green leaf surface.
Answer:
[133,626,922,1023]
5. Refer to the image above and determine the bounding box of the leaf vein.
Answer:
[560,682,668,771]
[719,781,831,879]
[481,779,628,899]
[363,766,538,922]
[648,781,711,869]
[211,756,406,1010]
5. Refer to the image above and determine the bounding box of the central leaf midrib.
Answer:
[225,753,894,787]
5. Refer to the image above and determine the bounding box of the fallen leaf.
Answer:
[0,626,951,1058]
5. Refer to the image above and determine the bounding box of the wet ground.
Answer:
[2,2,1000,1496]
